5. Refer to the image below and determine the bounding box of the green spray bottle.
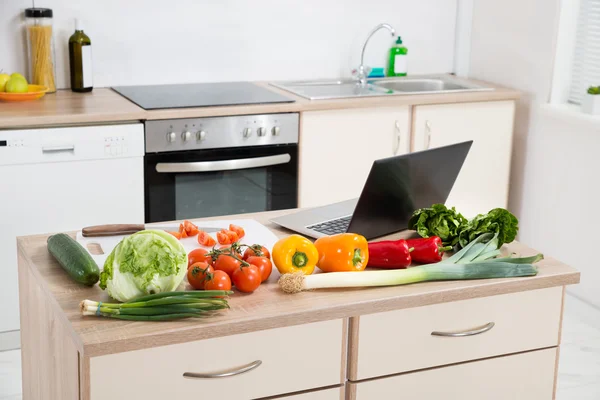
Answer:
[387,36,408,77]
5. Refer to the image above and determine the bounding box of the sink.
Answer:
[372,78,490,94]
[270,75,493,100]
[270,80,393,100]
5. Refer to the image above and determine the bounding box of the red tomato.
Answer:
[246,256,272,282]
[178,223,189,238]
[243,245,271,260]
[188,248,213,267]
[184,220,199,236]
[232,264,262,293]
[168,231,182,240]
[221,229,239,243]
[204,270,232,291]
[229,224,245,239]
[197,231,217,247]
[216,231,231,245]
[187,262,214,290]
[214,254,241,278]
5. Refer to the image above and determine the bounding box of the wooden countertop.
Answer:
[17,209,578,358]
[1,77,521,129]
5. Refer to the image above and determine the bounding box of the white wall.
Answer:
[465,0,600,308]
[0,0,458,89]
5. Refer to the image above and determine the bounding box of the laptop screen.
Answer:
[348,141,472,239]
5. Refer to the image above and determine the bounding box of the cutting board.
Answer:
[76,219,280,269]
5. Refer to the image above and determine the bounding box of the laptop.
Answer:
[271,141,472,239]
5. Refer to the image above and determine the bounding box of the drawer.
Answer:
[351,286,562,380]
[274,386,343,399]
[90,320,344,400]
[350,348,557,399]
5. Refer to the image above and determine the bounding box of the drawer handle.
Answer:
[183,360,262,379]
[431,322,495,337]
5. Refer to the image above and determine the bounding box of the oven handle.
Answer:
[155,153,291,173]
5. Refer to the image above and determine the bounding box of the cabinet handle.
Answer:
[431,322,495,337]
[183,360,262,379]
[425,120,432,149]
[394,121,402,155]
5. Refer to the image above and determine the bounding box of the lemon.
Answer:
[0,73,9,92]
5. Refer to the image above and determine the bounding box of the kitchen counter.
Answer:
[1,77,520,129]
[18,209,578,399]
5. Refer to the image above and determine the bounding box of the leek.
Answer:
[278,233,541,294]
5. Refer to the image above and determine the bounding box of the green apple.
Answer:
[5,77,28,93]
[10,72,26,81]
[0,73,9,92]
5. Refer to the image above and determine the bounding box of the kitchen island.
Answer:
[17,209,579,400]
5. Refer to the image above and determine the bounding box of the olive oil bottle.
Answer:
[68,19,93,92]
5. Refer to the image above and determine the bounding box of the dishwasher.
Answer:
[0,123,145,349]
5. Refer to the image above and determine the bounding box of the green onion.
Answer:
[279,233,541,294]
[80,291,231,321]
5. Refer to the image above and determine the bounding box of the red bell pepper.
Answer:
[406,236,452,263]
[367,239,412,269]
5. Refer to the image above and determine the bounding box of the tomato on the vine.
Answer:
[243,245,271,260]
[188,248,213,268]
[187,262,214,290]
[214,254,241,278]
[246,256,272,282]
[204,270,232,291]
[232,264,262,293]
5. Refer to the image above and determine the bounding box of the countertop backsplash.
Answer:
[1,0,458,89]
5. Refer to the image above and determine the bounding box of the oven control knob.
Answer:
[167,132,177,143]
[257,127,267,137]
[197,130,207,141]
[243,128,253,138]
[181,131,192,141]
[272,126,281,136]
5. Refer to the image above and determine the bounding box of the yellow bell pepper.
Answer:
[272,234,319,275]
[314,233,369,272]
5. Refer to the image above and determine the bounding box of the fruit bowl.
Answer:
[0,85,49,102]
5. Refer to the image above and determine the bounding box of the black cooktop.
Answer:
[112,82,295,110]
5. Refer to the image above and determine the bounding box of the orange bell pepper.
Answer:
[314,233,369,272]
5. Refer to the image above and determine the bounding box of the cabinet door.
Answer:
[412,101,515,217]
[299,107,410,208]
[90,320,344,400]
[350,348,556,400]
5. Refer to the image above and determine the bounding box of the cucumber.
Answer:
[47,233,100,286]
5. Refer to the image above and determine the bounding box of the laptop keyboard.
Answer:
[306,215,352,235]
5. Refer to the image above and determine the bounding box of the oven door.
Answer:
[145,144,298,223]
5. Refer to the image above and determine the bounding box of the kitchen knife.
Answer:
[82,224,222,237]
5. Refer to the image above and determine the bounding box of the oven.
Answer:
[144,113,299,223]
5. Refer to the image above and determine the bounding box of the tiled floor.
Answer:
[1,293,599,399]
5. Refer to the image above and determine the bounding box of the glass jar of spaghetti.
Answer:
[25,8,56,93]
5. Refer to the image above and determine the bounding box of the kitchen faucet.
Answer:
[353,23,396,86]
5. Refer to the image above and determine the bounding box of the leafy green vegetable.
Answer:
[407,204,468,246]
[99,230,188,302]
[458,208,518,249]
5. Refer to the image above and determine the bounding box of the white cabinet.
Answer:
[412,101,515,217]
[299,107,410,207]
[350,348,556,399]
[0,124,145,345]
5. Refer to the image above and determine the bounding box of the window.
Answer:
[569,0,600,104]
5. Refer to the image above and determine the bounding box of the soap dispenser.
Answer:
[387,36,408,77]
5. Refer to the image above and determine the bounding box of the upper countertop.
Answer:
[17,209,578,357]
[0,77,521,129]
